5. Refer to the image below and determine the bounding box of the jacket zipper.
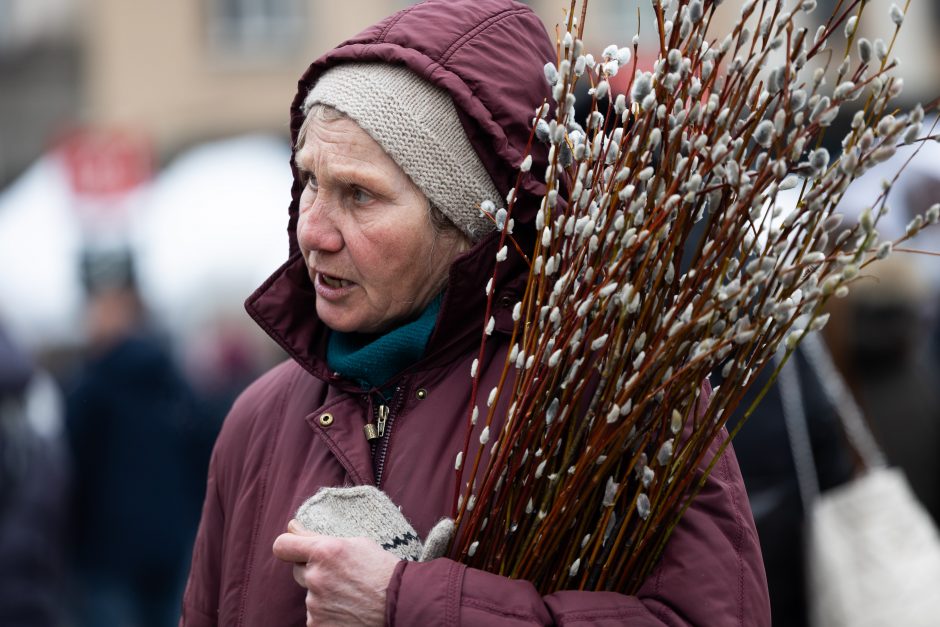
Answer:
[376,404,390,438]
[372,387,404,488]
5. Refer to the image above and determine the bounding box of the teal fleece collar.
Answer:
[326,294,442,394]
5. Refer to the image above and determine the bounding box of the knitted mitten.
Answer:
[294,485,454,562]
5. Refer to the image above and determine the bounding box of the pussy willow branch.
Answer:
[451,0,934,594]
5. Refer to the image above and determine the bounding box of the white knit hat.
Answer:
[303,63,500,240]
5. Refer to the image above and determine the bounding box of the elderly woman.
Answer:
[180,0,770,625]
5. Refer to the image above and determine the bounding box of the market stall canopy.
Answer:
[0,134,292,349]
[132,134,291,336]
[0,155,87,348]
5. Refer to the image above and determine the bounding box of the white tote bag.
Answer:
[806,467,940,627]
[779,335,940,627]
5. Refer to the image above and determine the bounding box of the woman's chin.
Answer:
[317,306,360,334]
[316,301,382,334]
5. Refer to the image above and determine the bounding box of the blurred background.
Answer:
[0,1,937,626]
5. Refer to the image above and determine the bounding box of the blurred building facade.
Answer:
[0,0,80,187]
[2,0,938,188]
[80,0,417,161]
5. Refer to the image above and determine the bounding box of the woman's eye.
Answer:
[303,173,318,191]
[352,187,372,204]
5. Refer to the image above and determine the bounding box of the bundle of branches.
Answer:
[448,0,938,595]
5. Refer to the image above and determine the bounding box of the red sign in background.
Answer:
[58,128,152,198]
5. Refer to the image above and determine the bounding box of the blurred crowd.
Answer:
[0,248,279,626]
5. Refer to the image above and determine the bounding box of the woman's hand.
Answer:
[273,520,400,626]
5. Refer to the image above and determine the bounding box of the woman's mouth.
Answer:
[319,273,352,288]
[314,272,357,300]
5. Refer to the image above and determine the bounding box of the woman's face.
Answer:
[294,114,466,334]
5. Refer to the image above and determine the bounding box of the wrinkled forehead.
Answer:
[295,114,390,170]
[295,103,347,152]
[294,113,423,198]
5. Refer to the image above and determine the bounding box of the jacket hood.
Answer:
[246,0,555,382]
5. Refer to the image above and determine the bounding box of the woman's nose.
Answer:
[297,196,343,254]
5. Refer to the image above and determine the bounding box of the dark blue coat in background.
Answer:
[66,332,217,627]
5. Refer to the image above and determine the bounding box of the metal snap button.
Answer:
[416,388,428,400]
[318,413,334,427]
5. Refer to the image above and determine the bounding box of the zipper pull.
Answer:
[363,423,379,441]
[376,404,389,438]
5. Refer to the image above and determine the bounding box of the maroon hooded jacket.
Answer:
[180,1,771,625]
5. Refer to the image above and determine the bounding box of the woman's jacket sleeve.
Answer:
[180,451,225,627]
[385,431,770,626]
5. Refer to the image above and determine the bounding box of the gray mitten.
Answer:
[294,485,454,562]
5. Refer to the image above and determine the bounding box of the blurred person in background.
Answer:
[64,249,218,627]
[182,316,275,440]
[727,346,855,627]
[822,116,940,524]
[0,325,70,626]
[730,112,940,624]
[826,257,940,521]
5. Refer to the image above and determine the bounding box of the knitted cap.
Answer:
[303,63,500,240]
